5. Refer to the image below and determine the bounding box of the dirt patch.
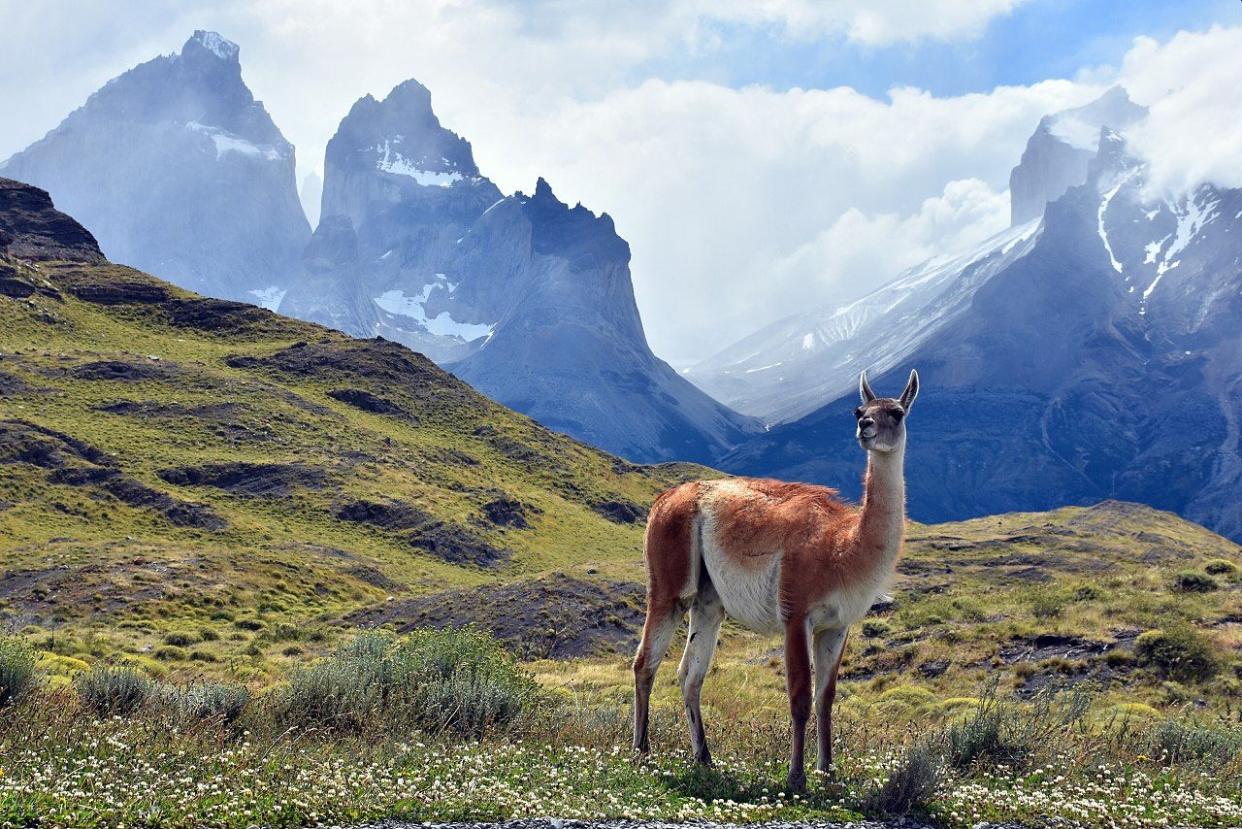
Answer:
[0,419,113,468]
[159,462,327,497]
[166,297,272,332]
[50,466,225,530]
[343,564,405,593]
[346,573,645,659]
[327,388,412,419]
[70,360,172,382]
[226,339,478,417]
[0,370,32,395]
[480,496,537,529]
[591,499,645,524]
[406,522,509,569]
[335,499,432,530]
[999,632,1116,664]
[65,279,171,305]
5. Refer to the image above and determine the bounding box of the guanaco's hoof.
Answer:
[786,771,807,793]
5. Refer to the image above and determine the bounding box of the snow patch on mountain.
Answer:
[374,140,463,187]
[191,31,239,61]
[1097,173,1133,275]
[188,122,284,161]
[374,282,492,342]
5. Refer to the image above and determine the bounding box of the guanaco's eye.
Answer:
[891,409,904,422]
[853,407,864,419]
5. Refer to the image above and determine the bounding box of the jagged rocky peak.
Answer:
[1009,86,1145,225]
[518,177,630,266]
[184,30,240,63]
[0,30,308,304]
[326,79,479,182]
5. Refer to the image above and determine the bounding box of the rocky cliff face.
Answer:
[723,127,1242,541]
[280,80,759,463]
[0,31,309,306]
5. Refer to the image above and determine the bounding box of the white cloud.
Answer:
[765,178,1010,313]
[484,78,1097,359]
[3,4,1236,365]
[1119,26,1242,197]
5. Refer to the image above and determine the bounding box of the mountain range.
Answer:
[718,89,1242,542]
[1,32,757,464]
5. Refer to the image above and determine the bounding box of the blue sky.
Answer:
[1,1,1239,362]
[670,0,1230,98]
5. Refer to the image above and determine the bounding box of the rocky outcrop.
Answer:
[0,178,103,263]
[0,31,309,306]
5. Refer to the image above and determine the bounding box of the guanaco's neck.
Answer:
[856,444,906,561]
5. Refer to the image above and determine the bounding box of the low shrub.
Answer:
[861,620,891,638]
[154,645,186,661]
[1028,588,1067,620]
[945,681,1089,771]
[75,666,156,716]
[162,631,197,647]
[1171,571,1218,593]
[1135,626,1219,682]
[173,682,251,725]
[860,742,941,818]
[0,636,38,705]
[274,628,538,737]
[198,627,221,642]
[1203,559,1237,576]
[1153,718,1242,768]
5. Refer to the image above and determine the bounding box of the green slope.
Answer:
[0,253,705,680]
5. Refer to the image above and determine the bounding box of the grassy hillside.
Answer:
[0,253,705,681]
[2,252,1240,707]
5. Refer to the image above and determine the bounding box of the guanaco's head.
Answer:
[855,369,919,454]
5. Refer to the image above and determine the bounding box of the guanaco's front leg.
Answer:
[784,616,812,792]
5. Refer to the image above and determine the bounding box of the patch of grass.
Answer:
[170,681,251,725]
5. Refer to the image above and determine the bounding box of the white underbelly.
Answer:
[701,538,784,635]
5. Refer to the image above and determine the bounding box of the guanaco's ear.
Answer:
[859,370,877,404]
[899,369,919,412]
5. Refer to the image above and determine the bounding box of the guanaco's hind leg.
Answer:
[632,598,684,754]
[813,627,848,775]
[677,580,724,764]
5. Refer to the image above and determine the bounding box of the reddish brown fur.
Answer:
[702,478,889,618]
[639,481,701,616]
